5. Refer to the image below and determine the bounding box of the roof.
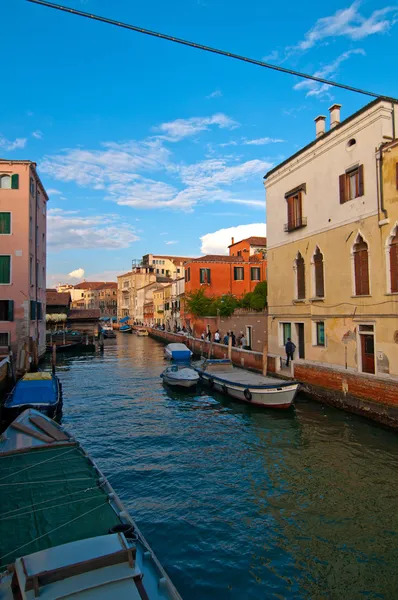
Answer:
[156,276,173,283]
[46,291,71,306]
[228,236,267,247]
[73,282,117,291]
[0,159,49,201]
[264,97,398,178]
[68,309,100,320]
[188,255,245,263]
[144,254,193,263]
[117,271,132,279]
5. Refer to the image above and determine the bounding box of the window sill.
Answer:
[309,297,324,303]
[312,344,326,348]
[351,295,372,298]
[292,299,306,304]
[385,292,398,296]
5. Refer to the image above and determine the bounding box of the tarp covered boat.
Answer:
[4,372,62,418]
[0,409,182,600]
[161,365,199,388]
[164,343,192,362]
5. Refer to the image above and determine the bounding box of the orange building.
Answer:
[184,236,267,298]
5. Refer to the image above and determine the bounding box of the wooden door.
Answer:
[361,334,375,374]
[296,323,305,359]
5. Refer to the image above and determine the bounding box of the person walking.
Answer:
[214,330,220,343]
[285,338,296,366]
[240,334,247,349]
[206,329,211,341]
[223,331,229,345]
[231,331,236,347]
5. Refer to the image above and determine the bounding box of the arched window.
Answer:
[353,234,370,296]
[0,175,11,189]
[313,247,324,297]
[389,228,398,293]
[296,252,305,300]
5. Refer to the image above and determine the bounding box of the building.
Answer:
[228,236,267,260]
[264,99,398,404]
[67,309,100,337]
[117,267,156,322]
[68,282,117,316]
[135,282,167,324]
[153,288,165,326]
[141,254,192,279]
[163,283,173,330]
[46,291,71,330]
[171,277,185,330]
[0,160,48,368]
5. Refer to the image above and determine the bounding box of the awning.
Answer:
[119,316,130,323]
[100,317,110,322]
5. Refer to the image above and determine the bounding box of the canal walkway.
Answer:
[45,333,398,599]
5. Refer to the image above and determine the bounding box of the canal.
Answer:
[47,334,398,599]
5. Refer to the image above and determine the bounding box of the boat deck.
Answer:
[197,366,296,388]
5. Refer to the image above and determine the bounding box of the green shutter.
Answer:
[11,174,19,189]
[207,269,211,284]
[0,213,11,234]
[8,300,14,322]
[30,300,36,320]
[0,256,11,284]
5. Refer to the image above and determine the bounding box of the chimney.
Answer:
[231,237,235,245]
[329,104,342,129]
[314,115,326,138]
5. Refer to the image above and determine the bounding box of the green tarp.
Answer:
[0,446,121,567]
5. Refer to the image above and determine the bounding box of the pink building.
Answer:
[0,160,48,370]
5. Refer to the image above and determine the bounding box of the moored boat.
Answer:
[119,324,132,333]
[0,409,182,600]
[137,328,149,337]
[4,371,62,418]
[161,365,199,388]
[193,359,298,409]
[164,343,192,362]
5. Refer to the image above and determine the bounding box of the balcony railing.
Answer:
[284,217,307,232]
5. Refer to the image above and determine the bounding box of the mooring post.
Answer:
[99,331,104,353]
[262,340,268,376]
[52,343,56,373]
[228,335,232,360]
[208,339,213,359]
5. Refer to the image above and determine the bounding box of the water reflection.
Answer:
[41,333,398,599]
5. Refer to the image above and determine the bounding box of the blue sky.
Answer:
[1,0,398,285]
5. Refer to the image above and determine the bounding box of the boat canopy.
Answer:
[5,376,58,408]
[119,316,130,323]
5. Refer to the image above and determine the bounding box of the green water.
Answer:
[48,334,398,599]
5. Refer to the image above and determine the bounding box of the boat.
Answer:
[164,343,192,362]
[0,409,182,600]
[161,365,200,388]
[119,324,132,333]
[193,359,299,409]
[0,355,10,393]
[4,371,62,419]
[101,324,116,339]
[46,330,83,352]
[137,328,149,337]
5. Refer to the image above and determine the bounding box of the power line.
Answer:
[27,0,396,102]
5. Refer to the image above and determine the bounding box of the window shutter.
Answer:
[296,256,305,299]
[358,165,364,196]
[11,174,19,189]
[207,269,211,284]
[390,237,398,293]
[0,256,10,284]
[30,300,37,320]
[314,257,324,297]
[8,300,14,321]
[355,248,369,295]
[339,174,346,204]
[287,196,294,228]
[0,213,11,234]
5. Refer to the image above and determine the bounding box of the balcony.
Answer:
[284,217,307,232]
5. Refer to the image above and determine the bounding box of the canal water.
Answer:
[47,334,398,599]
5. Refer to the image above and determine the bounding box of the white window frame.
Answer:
[0,255,11,285]
[356,322,376,376]
[385,221,398,294]
[279,322,292,347]
[312,320,326,347]
[234,266,244,281]
[245,325,253,348]
[250,267,261,281]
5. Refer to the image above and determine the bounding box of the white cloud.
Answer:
[219,140,238,147]
[32,130,43,139]
[294,49,366,97]
[69,268,85,279]
[155,113,239,141]
[47,208,139,250]
[0,136,27,151]
[165,240,179,245]
[244,137,285,145]
[293,2,398,52]
[47,188,63,196]
[206,90,223,99]
[200,223,267,255]
[262,50,280,62]
[180,158,273,187]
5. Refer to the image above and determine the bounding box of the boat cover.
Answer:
[5,377,58,408]
[119,316,130,323]
[165,343,191,361]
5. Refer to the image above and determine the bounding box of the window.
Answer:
[353,235,370,296]
[0,332,10,347]
[161,269,164,274]
[29,216,33,239]
[200,268,211,284]
[0,300,14,321]
[123,281,129,288]
[281,322,291,346]
[389,229,398,293]
[177,268,180,274]
[251,267,261,281]
[42,233,45,247]
[313,247,324,297]
[0,256,11,284]
[339,165,364,203]
[315,322,325,346]
[285,187,307,232]
[0,212,11,234]
[30,256,33,285]
[0,174,18,189]
[30,300,37,320]
[37,302,43,320]
[185,267,191,282]
[237,250,242,257]
[30,177,35,196]
[234,267,244,281]
[296,252,305,299]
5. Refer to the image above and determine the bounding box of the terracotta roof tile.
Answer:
[46,291,71,306]
[68,309,100,320]
[228,236,267,247]
[188,255,245,263]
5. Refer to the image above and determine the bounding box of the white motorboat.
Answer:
[193,359,299,409]
[161,365,199,388]
[164,343,192,362]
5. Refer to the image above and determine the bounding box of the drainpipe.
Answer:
[391,102,396,140]
[378,145,388,221]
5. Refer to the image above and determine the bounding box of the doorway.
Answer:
[295,323,305,359]
[359,326,375,374]
[246,326,252,350]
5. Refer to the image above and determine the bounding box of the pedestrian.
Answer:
[285,338,296,366]
[223,331,229,345]
[240,334,247,349]
[206,329,211,341]
[214,330,220,343]
[231,331,236,347]
[201,332,205,340]
[237,331,244,346]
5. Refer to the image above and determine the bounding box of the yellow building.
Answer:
[265,99,398,417]
[153,288,165,326]
[163,284,173,330]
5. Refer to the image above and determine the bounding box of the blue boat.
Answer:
[4,372,62,419]
[119,325,132,333]
[164,343,192,362]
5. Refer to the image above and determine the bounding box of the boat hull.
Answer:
[197,371,298,408]
[162,375,198,388]
[119,326,132,333]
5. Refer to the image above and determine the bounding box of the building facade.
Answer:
[68,282,117,316]
[141,254,192,279]
[153,288,165,326]
[265,100,398,389]
[0,160,48,368]
[117,267,156,322]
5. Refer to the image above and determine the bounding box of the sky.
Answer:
[1,0,398,285]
